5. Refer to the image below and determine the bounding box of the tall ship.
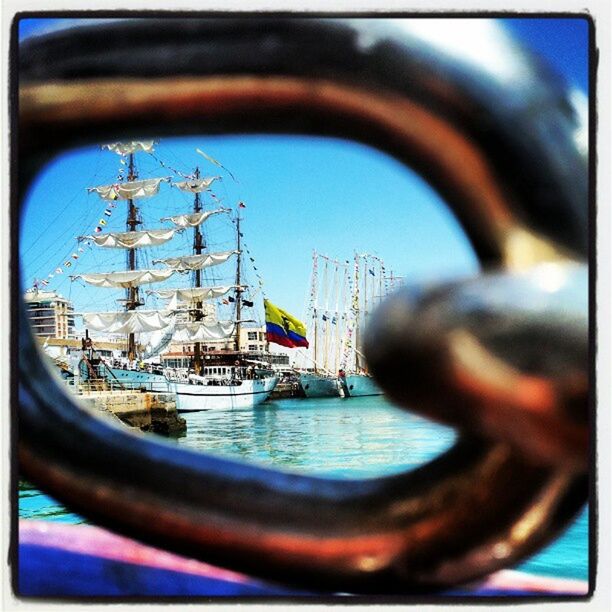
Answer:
[72,140,278,411]
[339,253,385,398]
[298,252,350,398]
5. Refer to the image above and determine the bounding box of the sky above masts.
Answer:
[21,136,480,328]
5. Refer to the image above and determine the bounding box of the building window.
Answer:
[248,344,257,351]
[247,332,257,341]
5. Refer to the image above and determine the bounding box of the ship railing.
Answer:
[63,377,169,395]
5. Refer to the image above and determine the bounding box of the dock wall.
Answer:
[79,391,186,436]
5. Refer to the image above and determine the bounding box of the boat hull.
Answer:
[104,367,170,393]
[299,374,341,398]
[343,374,383,397]
[170,376,278,412]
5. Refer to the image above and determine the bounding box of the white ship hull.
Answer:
[105,367,170,393]
[343,374,383,397]
[299,374,341,398]
[171,375,278,412]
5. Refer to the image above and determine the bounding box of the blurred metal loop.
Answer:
[17,18,589,593]
[365,262,589,471]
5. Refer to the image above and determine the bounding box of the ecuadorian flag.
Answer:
[264,299,309,348]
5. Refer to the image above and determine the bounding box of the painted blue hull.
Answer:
[103,367,170,393]
[343,374,383,397]
[299,374,341,398]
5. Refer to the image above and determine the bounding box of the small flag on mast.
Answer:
[195,148,238,182]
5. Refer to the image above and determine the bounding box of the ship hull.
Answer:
[104,367,170,393]
[299,374,341,398]
[170,376,278,412]
[343,374,383,397]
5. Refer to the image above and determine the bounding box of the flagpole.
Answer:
[234,208,242,352]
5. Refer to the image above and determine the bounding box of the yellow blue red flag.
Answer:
[264,299,309,348]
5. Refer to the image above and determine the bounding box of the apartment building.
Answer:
[24,289,75,340]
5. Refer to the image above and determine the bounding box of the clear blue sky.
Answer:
[19,17,589,327]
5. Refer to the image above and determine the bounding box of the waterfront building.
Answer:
[24,289,75,340]
[240,325,268,353]
[36,337,127,361]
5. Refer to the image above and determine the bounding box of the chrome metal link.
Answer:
[16,18,589,592]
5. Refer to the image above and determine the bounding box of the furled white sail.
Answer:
[160,208,230,228]
[154,250,239,271]
[101,141,156,155]
[173,321,235,342]
[148,285,237,302]
[79,310,173,334]
[88,177,169,201]
[142,324,176,359]
[172,177,220,193]
[82,229,180,249]
[73,269,176,288]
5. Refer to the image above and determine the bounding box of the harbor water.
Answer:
[19,395,589,583]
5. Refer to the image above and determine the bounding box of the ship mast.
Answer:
[192,167,204,374]
[312,251,318,374]
[335,263,348,374]
[353,253,361,373]
[126,152,140,361]
[379,257,384,306]
[234,211,242,352]
[321,255,330,373]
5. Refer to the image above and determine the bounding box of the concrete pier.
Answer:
[78,390,186,436]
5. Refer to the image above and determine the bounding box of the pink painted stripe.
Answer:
[19,520,589,594]
[19,519,252,584]
[479,569,589,595]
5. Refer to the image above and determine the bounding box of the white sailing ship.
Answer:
[298,252,350,398]
[73,140,278,411]
[339,253,385,398]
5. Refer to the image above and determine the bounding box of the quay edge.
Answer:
[78,390,186,437]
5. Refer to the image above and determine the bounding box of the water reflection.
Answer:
[18,481,87,524]
[174,396,456,479]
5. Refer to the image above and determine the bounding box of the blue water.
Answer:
[19,395,589,582]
